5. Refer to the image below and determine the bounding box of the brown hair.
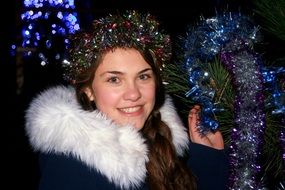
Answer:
[74,47,196,189]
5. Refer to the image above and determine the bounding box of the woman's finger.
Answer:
[188,105,203,141]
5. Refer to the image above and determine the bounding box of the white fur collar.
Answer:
[25,85,189,189]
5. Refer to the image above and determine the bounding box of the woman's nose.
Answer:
[123,82,142,101]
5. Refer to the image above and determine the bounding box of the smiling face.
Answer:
[85,48,156,130]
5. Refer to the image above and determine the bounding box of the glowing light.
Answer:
[20,0,80,64]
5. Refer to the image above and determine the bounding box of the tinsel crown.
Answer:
[62,10,172,83]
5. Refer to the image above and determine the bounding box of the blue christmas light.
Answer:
[19,0,80,64]
[262,67,285,115]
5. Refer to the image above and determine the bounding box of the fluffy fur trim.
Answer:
[25,86,189,189]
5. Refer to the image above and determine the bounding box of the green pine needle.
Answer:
[254,0,285,41]
[261,111,285,178]
[163,56,235,143]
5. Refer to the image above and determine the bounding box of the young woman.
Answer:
[25,10,228,190]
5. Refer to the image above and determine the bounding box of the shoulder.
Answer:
[38,153,121,190]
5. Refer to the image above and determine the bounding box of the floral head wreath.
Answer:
[62,10,172,83]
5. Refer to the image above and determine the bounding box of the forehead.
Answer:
[98,48,150,69]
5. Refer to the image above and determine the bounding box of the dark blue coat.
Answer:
[38,143,228,190]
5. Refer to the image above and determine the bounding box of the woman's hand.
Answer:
[188,105,224,150]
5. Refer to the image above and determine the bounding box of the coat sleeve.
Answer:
[186,142,229,190]
[37,153,120,190]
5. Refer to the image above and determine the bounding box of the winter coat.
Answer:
[25,85,228,190]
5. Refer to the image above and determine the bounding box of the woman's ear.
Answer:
[84,87,95,101]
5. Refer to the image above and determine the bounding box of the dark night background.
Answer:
[3,0,284,189]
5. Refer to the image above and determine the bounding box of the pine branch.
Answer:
[163,56,235,144]
[261,112,285,178]
[254,0,285,41]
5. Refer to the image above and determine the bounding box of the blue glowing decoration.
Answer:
[262,67,285,115]
[182,12,262,133]
[20,0,80,64]
[181,12,267,189]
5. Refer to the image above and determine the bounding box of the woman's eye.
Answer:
[107,77,120,83]
[139,74,151,80]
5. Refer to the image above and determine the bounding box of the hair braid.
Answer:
[142,110,197,190]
